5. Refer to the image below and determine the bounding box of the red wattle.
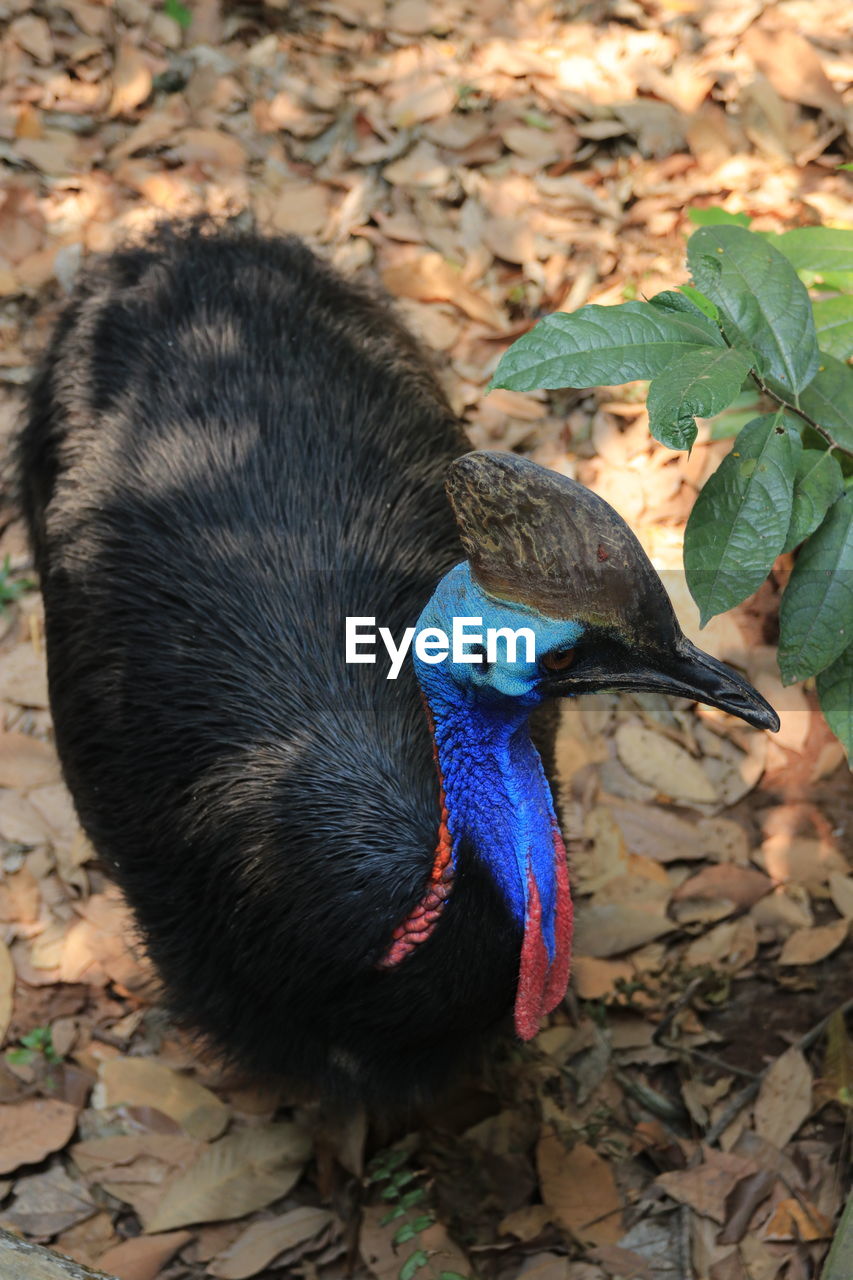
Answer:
[513,828,573,1040]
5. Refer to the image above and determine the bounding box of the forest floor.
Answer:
[0,0,852,1278]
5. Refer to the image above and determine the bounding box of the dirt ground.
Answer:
[0,1,851,1278]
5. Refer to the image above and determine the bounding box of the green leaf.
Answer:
[817,645,853,761]
[783,449,845,553]
[489,301,725,392]
[797,355,853,453]
[684,412,801,625]
[688,207,751,227]
[823,1184,853,1279]
[688,225,820,396]
[775,227,853,276]
[399,1249,430,1280]
[647,346,754,451]
[394,1215,435,1245]
[813,296,853,362]
[706,391,765,440]
[677,285,720,321]
[164,0,192,27]
[778,491,853,683]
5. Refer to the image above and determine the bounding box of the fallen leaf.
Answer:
[572,956,635,1000]
[0,1165,95,1238]
[10,14,53,63]
[743,26,844,120]
[684,917,758,971]
[0,791,52,845]
[388,82,456,128]
[208,1207,335,1279]
[656,1148,757,1223]
[759,835,847,889]
[386,0,436,36]
[615,723,717,804]
[383,141,450,189]
[382,253,505,328]
[0,1098,79,1175]
[537,1130,623,1246]
[145,1123,311,1232]
[174,128,247,172]
[100,1058,229,1141]
[56,1211,119,1269]
[98,1230,192,1280]
[0,733,60,790]
[0,643,49,707]
[754,1046,812,1148]
[254,183,331,237]
[829,874,853,920]
[573,903,674,958]
[673,865,772,909]
[778,919,849,966]
[762,1196,831,1242]
[109,42,153,118]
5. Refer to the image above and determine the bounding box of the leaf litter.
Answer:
[0,0,851,1276]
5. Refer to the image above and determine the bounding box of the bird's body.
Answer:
[18,224,778,1105]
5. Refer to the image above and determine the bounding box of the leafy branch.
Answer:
[491,213,853,762]
[366,1149,469,1280]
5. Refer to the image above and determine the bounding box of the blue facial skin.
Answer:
[412,563,584,957]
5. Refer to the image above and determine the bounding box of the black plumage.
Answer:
[18,223,521,1103]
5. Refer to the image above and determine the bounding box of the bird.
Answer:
[16,222,779,1105]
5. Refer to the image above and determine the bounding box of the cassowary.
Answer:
[17,223,778,1104]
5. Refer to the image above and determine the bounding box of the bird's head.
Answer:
[425,450,779,729]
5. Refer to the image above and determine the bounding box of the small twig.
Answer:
[652,976,708,1044]
[706,997,853,1147]
[749,370,850,456]
[659,1040,759,1083]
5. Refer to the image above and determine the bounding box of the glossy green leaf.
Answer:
[775,227,853,276]
[783,449,845,553]
[649,290,718,322]
[677,285,720,320]
[778,491,853,683]
[813,296,853,361]
[817,644,853,764]
[688,208,751,227]
[647,346,754,451]
[489,301,725,392]
[706,391,764,440]
[688,225,820,396]
[797,354,853,453]
[685,412,801,625]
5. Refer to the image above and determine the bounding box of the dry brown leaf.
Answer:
[537,1130,622,1245]
[109,42,153,118]
[73,1133,208,1223]
[673,865,772,909]
[110,103,191,162]
[0,733,60,790]
[0,1164,96,1237]
[762,1196,832,1242]
[483,217,537,266]
[145,1123,311,1232]
[56,1211,119,1269]
[61,890,150,989]
[0,791,52,845]
[255,183,331,237]
[382,253,504,328]
[743,26,844,120]
[684,917,758,972]
[759,835,847,889]
[0,939,13,1044]
[383,142,450,189]
[656,1148,757,1223]
[174,128,247,172]
[208,1207,334,1279]
[573,904,674,958]
[388,82,456,128]
[0,643,49,707]
[0,865,40,923]
[386,0,436,36]
[571,956,635,1000]
[828,874,853,919]
[98,1231,192,1280]
[0,1095,79,1172]
[100,1058,229,1141]
[500,1204,553,1241]
[778,919,848,966]
[10,14,53,63]
[754,1046,812,1148]
[615,723,717,804]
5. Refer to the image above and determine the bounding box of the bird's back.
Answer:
[18,224,523,1102]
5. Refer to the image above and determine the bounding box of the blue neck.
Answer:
[421,685,560,959]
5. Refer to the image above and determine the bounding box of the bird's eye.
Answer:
[541,647,575,672]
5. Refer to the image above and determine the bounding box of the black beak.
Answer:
[541,635,780,732]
